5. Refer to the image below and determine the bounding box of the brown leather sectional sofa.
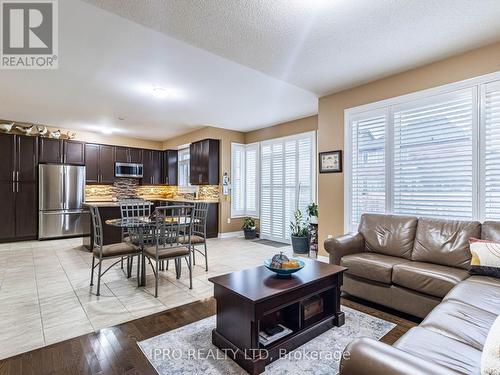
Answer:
[325,213,500,375]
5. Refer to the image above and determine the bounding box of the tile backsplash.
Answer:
[85,178,219,201]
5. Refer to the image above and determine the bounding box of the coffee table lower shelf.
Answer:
[212,311,345,374]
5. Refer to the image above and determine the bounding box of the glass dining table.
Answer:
[105,216,193,286]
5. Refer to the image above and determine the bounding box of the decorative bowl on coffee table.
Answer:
[264,258,305,277]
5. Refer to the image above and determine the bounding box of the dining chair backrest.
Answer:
[89,205,103,249]
[119,199,151,219]
[153,205,194,252]
[192,202,209,238]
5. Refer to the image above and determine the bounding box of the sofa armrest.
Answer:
[340,338,458,375]
[324,233,364,265]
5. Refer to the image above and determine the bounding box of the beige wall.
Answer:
[245,115,318,144]
[163,126,246,234]
[317,41,500,254]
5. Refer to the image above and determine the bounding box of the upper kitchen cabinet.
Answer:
[0,133,15,181]
[63,140,85,165]
[129,148,143,164]
[190,139,219,185]
[114,146,129,163]
[163,150,178,185]
[85,143,115,184]
[115,147,143,164]
[38,137,63,163]
[0,134,37,182]
[142,149,162,185]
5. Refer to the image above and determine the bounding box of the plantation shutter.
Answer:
[231,143,245,217]
[350,110,387,230]
[245,143,259,217]
[260,131,315,242]
[392,89,474,220]
[483,81,500,220]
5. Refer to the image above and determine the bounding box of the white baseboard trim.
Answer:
[218,231,244,239]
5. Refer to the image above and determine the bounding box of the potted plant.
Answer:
[242,217,257,239]
[290,209,309,253]
[307,203,318,224]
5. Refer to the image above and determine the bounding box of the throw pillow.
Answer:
[469,238,500,278]
[481,315,500,375]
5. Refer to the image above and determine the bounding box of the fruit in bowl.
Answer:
[265,252,305,277]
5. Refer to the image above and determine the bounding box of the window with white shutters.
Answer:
[393,89,474,220]
[483,81,500,220]
[260,131,316,242]
[350,110,386,230]
[231,143,246,217]
[345,74,500,231]
[231,142,259,218]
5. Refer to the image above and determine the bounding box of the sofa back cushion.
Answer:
[412,217,480,269]
[481,221,500,242]
[358,213,418,259]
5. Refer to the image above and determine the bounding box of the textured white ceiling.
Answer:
[0,0,317,141]
[83,0,500,95]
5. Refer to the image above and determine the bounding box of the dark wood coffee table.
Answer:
[208,258,346,374]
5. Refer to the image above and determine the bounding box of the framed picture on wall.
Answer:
[319,150,342,173]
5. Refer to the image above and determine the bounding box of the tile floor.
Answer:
[0,236,325,360]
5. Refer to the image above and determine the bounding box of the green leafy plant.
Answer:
[242,217,256,230]
[307,203,318,218]
[290,209,308,237]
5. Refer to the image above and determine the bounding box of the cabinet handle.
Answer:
[16,171,19,182]
[16,182,19,193]
[12,171,15,181]
[12,182,15,193]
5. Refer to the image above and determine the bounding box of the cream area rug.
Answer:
[138,306,396,375]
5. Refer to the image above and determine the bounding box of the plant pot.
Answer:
[309,216,318,224]
[291,235,309,254]
[244,228,257,240]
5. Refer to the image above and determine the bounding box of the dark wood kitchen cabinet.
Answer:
[129,148,143,164]
[142,150,162,185]
[162,150,178,185]
[85,143,115,184]
[0,182,16,241]
[190,139,219,185]
[0,134,38,242]
[115,147,143,164]
[15,182,38,238]
[38,137,63,163]
[114,147,129,163]
[0,134,37,182]
[63,140,85,165]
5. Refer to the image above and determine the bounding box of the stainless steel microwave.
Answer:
[115,162,143,178]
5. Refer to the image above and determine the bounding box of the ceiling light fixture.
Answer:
[152,86,170,99]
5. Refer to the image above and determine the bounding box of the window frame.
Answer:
[344,71,500,233]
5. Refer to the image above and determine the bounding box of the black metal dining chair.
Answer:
[179,202,209,271]
[119,199,152,277]
[142,205,194,298]
[89,205,141,296]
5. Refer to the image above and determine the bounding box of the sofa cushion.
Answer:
[469,238,500,278]
[392,261,469,298]
[481,221,500,242]
[341,253,408,284]
[394,327,482,375]
[412,217,481,269]
[443,277,500,315]
[358,213,418,259]
[420,300,497,350]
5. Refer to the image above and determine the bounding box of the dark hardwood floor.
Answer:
[0,296,417,375]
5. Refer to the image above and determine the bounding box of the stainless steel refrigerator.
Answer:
[39,164,90,239]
